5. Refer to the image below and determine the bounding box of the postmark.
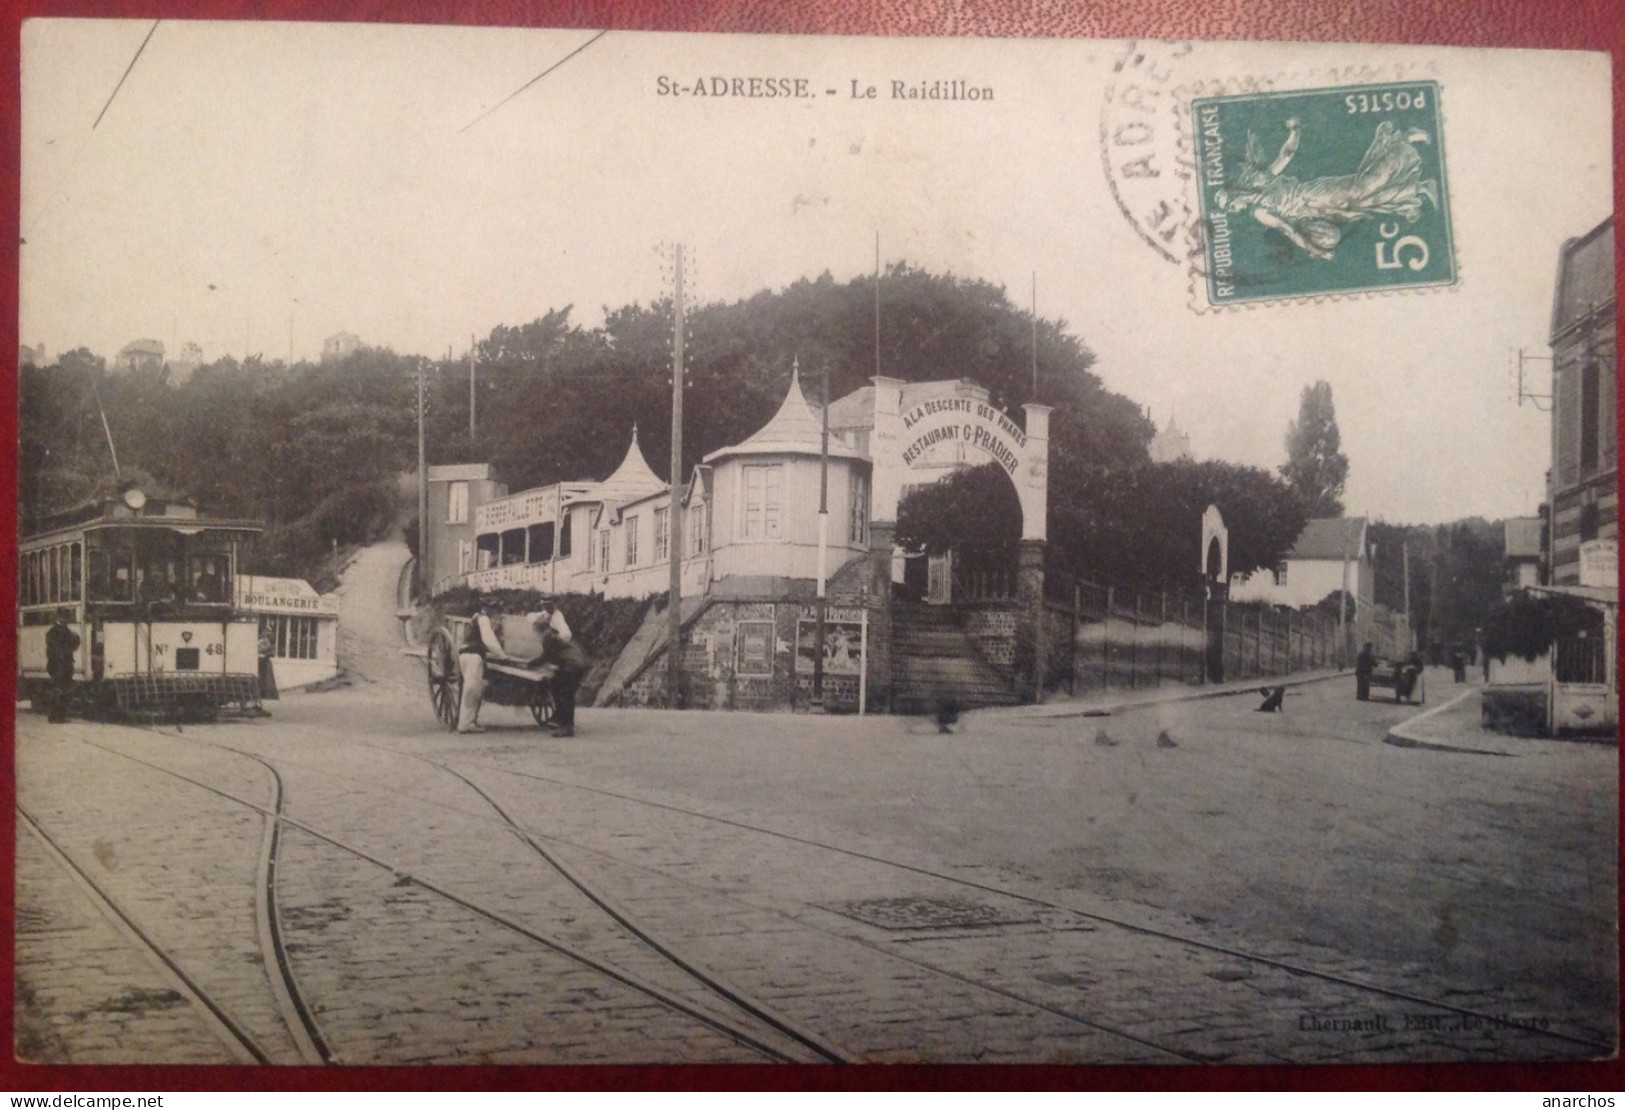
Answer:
[1192,82,1456,305]
[1100,41,1273,275]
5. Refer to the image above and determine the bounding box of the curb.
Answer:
[987,669,1349,722]
[1381,689,1510,756]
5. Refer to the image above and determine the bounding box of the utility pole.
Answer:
[667,244,686,709]
[417,359,427,599]
[469,336,477,450]
[874,233,881,377]
[1402,541,1412,652]
[1428,550,1441,656]
[814,358,830,710]
[1338,546,1350,668]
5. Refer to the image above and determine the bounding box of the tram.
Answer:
[17,486,265,720]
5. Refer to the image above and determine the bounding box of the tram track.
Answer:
[437,747,1619,1059]
[37,727,834,1064]
[22,717,1613,1062]
[21,736,330,1065]
[17,805,276,1066]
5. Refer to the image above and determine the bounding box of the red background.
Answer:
[0,0,1620,1094]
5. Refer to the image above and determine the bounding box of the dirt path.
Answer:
[326,535,421,696]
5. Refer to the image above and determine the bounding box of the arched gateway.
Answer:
[865,377,1051,542]
[839,377,1052,701]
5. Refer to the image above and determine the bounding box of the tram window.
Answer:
[47,547,59,604]
[88,550,111,600]
[188,556,226,602]
[136,563,178,603]
[70,543,82,602]
[526,522,555,565]
[90,535,135,601]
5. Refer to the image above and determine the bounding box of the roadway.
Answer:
[13,663,1617,1067]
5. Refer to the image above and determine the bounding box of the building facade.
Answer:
[321,332,364,362]
[423,463,508,596]
[424,371,1054,711]
[1148,415,1194,463]
[1229,517,1374,611]
[235,575,340,690]
[1548,217,1615,585]
[1503,516,1544,592]
[114,339,165,373]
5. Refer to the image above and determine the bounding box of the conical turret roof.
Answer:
[596,424,668,504]
[704,362,865,464]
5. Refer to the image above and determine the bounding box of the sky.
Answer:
[18,21,1615,525]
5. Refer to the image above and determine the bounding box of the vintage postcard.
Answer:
[13,21,1617,1071]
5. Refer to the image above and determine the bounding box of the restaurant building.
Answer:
[424,368,1053,712]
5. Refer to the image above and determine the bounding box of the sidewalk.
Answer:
[979,666,1348,722]
[1383,682,1618,757]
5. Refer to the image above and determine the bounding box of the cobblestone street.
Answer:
[13,666,1617,1068]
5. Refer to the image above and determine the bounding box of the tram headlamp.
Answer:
[121,487,147,510]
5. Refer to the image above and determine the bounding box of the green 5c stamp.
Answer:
[1193,82,1455,305]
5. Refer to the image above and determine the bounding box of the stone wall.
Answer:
[616,570,881,713]
[959,604,1020,669]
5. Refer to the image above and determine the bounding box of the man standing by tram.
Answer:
[45,608,80,724]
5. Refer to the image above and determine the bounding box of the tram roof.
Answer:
[22,515,264,547]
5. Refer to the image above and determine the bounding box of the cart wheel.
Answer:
[530,681,555,728]
[427,629,462,731]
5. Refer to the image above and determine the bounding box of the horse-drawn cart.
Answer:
[1367,657,1425,705]
[424,613,556,731]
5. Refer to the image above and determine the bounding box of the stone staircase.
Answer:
[890,601,1023,714]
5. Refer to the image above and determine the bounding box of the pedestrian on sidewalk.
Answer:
[529,598,588,738]
[1397,649,1424,704]
[44,609,80,723]
[257,627,280,701]
[1355,642,1374,701]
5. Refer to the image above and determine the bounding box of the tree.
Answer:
[897,464,1022,557]
[1280,380,1348,517]
[21,266,1154,586]
[896,457,1306,594]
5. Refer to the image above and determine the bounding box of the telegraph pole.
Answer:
[667,244,687,708]
[416,358,427,598]
[469,336,477,449]
[1031,272,1038,400]
[1402,541,1413,651]
[814,359,830,710]
[874,234,881,376]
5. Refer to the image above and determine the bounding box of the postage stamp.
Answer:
[1192,82,1456,305]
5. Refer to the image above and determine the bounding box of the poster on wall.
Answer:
[794,608,866,676]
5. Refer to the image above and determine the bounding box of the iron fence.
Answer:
[1050,580,1346,694]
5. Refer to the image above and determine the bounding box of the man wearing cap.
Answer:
[44,609,80,724]
[528,598,588,738]
[457,603,508,734]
